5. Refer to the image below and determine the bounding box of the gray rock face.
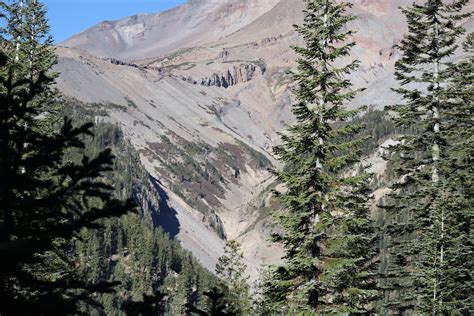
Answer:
[54,0,474,280]
[181,62,266,88]
[109,58,140,68]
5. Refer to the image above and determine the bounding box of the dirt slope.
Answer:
[55,0,474,279]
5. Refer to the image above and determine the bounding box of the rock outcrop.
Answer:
[54,0,474,280]
[109,58,140,68]
[180,62,266,88]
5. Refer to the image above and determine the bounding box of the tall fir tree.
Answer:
[264,0,379,313]
[185,287,236,316]
[437,32,474,314]
[1,0,59,131]
[215,240,251,315]
[382,1,472,314]
[0,1,134,313]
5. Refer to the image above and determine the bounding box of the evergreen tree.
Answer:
[436,32,474,314]
[60,113,218,314]
[121,291,167,316]
[168,255,197,315]
[185,287,236,316]
[1,0,59,132]
[382,1,472,314]
[253,265,290,315]
[265,0,379,313]
[215,240,251,315]
[0,1,134,313]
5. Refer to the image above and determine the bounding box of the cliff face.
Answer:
[54,0,474,279]
[179,62,266,88]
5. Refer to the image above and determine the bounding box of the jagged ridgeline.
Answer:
[61,99,217,314]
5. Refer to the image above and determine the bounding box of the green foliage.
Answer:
[215,240,251,315]
[63,102,218,315]
[0,1,133,314]
[348,107,413,156]
[264,0,380,313]
[149,134,225,214]
[381,1,472,314]
[121,291,167,316]
[144,131,271,238]
[253,266,289,315]
[0,2,217,312]
[2,1,472,315]
[186,287,237,316]
[234,140,272,169]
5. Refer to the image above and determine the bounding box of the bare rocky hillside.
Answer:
[54,0,473,279]
[61,0,281,60]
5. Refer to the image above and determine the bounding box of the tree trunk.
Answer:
[316,1,328,172]
[432,18,444,315]
[14,0,23,63]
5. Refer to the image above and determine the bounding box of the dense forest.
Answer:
[0,0,219,314]
[0,0,472,315]
[63,102,218,315]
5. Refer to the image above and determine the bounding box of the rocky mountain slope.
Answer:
[61,0,281,60]
[55,0,473,279]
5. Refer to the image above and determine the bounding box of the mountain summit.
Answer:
[61,0,281,60]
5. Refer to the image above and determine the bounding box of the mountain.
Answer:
[61,0,281,60]
[54,0,474,279]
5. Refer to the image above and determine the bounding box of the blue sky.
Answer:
[43,0,186,43]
